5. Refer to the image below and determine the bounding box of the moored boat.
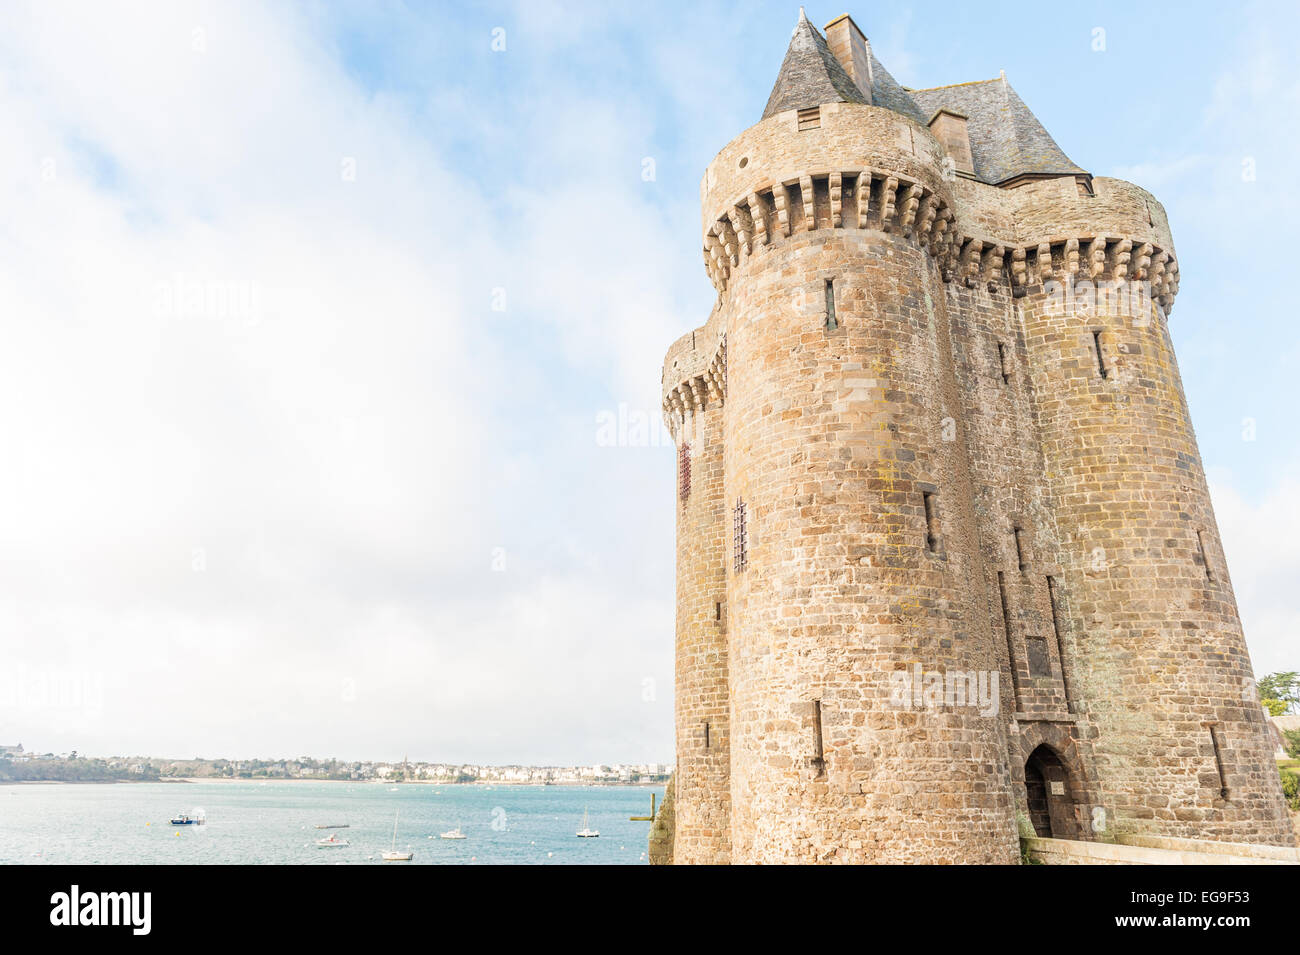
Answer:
[382,811,413,862]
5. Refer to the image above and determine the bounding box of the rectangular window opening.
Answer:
[714,601,722,622]
[797,106,820,131]
[810,700,826,779]
[1093,330,1108,379]
[1196,529,1215,581]
[1013,527,1028,572]
[922,491,939,553]
[678,442,691,501]
[732,498,748,574]
[824,278,837,330]
[703,721,710,749]
[1208,724,1229,800]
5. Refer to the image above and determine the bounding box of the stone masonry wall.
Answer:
[660,98,1294,862]
[719,222,1018,863]
[1018,280,1294,846]
[672,391,731,864]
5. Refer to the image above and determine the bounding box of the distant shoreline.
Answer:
[169,778,663,787]
[0,779,182,786]
[2,777,663,787]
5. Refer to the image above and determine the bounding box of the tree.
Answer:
[1283,729,1300,761]
[1257,671,1299,715]
[1280,768,1299,812]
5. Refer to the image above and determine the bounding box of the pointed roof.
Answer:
[761,9,868,119]
[908,77,1086,184]
[756,13,1087,186]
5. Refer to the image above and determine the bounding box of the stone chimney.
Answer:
[928,108,975,177]
[823,13,873,103]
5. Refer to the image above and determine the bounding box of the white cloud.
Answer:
[0,0,677,764]
[1209,474,1300,677]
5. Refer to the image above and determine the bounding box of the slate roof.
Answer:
[761,10,868,118]
[908,79,1086,184]
[759,13,1086,186]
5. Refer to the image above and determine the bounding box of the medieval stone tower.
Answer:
[658,11,1294,864]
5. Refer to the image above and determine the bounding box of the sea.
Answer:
[0,781,663,865]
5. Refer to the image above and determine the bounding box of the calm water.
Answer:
[0,781,662,865]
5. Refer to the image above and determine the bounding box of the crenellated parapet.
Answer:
[697,104,1181,313]
[662,332,726,441]
[701,167,959,293]
[699,160,1180,313]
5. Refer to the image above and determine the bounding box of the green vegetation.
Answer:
[1282,730,1300,760]
[0,757,160,783]
[1257,671,1299,716]
[1279,766,1299,812]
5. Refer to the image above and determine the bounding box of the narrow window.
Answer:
[715,601,722,622]
[997,341,1011,385]
[997,571,1020,698]
[797,106,820,131]
[810,700,826,779]
[1013,527,1028,572]
[922,491,939,553]
[824,279,838,330]
[1046,576,1074,712]
[703,721,710,749]
[678,443,691,500]
[1207,724,1229,800]
[1093,330,1108,379]
[732,498,748,573]
[1196,529,1215,581]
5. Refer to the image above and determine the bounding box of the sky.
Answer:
[0,0,1296,765]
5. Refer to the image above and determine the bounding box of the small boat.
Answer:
[316,833,349,848]
[439,825,466,840]
[169,813,204,826]
[576,808,599,838]
[314,823,349,830]
[382,811,413,862]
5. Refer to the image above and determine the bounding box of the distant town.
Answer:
[0,743,670,785]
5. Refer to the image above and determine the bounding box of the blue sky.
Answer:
[0,1,1295,764]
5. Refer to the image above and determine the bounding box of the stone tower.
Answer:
[659,11,1294,864]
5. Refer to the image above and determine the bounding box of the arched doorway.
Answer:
[1024,744,1080,840]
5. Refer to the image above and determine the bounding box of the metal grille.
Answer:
[678,443,691,500]
[732,498,747,573]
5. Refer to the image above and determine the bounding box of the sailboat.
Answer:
[381,811,413,862]
[576,807,599,838]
